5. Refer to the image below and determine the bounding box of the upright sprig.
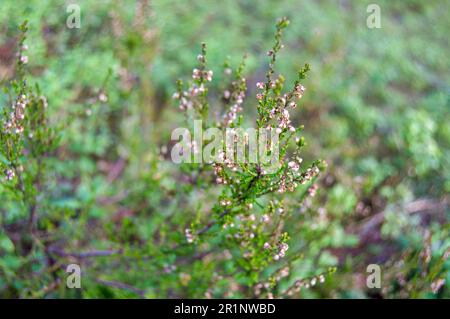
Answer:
[1,20,30,190]
[173,42,213,123]
[1,21,58,237]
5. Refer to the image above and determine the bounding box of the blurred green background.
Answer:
[0,0,449,298]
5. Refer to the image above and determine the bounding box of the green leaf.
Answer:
[0,233,15,253]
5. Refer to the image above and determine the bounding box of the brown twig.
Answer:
[95,278,146,298]
[48,247,122,259]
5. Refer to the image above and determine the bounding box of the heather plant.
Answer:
[380,228,449,298]
[0,21,61,297]
[0,17,333,299]
[0,1,448,299]
[167,17,334,298]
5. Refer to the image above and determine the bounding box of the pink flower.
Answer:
[20,55,28,64]
[204,70,213,82]
[5,169,15,181]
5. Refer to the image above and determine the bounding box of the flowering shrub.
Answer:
[379,230,449,298]
[0,22,61,296]
[0,2,448,299]
[1,22,57,235]
[0,18,337,299]
[168,17,335,298]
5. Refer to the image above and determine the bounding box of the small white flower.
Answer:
[98,93,108,102]
[192,68,201,79]
[5,169,15,181]
[288,161,299,172]
[205,70,213,82]
[319,275,325,283]
[20,55,28,64]
[185,228,194,243]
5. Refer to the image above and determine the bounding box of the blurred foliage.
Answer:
[0,0,449,298]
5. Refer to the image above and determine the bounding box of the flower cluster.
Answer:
[254,266,290,298]
[173,69,210,110]
[192,67,213,82]
[163,264,177,274]
[431,278,446,294]
[185,228,194,243]
[308,184,318,197]
[294,83,305,99]
[3,94,28,135]
[282,267,337,297]
[173,45,213,114]
[275,162,320,194]
[18,44,28,65]
[260,79,303,134]
[4,168,15,181]
[222,78,246,126]
[273,242,289,260]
